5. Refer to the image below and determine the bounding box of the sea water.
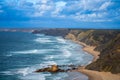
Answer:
[0,32,93,80]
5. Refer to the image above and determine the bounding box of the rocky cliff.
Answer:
[66,29,120,74]
[32,29,120,74]
[86,33,120,73]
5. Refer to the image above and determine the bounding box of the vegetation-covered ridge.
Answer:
[32,29,120,74]
[65,29,120,74]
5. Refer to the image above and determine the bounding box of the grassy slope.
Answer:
[66,29,120,73]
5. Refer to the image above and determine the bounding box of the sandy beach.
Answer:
[76,41,100,62]
[78,69,120,80]
[74,41,120,80]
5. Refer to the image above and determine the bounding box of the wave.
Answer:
[35,35,68,45]
[34,38,54,43]
[42,61,57,66]
[12,49,39,54]
[17,67,30,76]
[6,54,12,57]
[10,49,55,54]
[0,67,31,76]
[0,67,51,80]
[35,34,45,37]
[62,49,72,58]
[55,59,70,65]
[0,71,14,75]
[56,37,66,43]
[44,55,54,60]
[20,73,50,80]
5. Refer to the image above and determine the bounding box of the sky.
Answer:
[0,0,120,29]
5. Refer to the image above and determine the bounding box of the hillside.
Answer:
[86,33,120,73]
[32,29,120,73]
[66,29,120,74]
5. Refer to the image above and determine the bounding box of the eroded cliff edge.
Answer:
[32,29,120,74]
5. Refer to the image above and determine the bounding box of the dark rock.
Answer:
[35,65,79,73]
[32,28,70,37]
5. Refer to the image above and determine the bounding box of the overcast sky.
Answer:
[0,0,120,28]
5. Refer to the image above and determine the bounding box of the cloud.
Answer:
[31,0,53,17]
[0,0,120,22]
[40,0,48,4]
[99,1,112,10]
[33,4,52,16]
[63,0,112,22]
[51,1,66,17]
[71,12,109,22]
[29,0,67,17]
[66,0,118,22]
[51,0,116,22]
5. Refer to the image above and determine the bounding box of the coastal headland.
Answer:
[32,29,120,80]
[5,28,119,80]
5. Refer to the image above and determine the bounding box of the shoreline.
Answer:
[73,40,120,80]
[75,41,100,62]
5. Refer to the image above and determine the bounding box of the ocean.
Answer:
[0,31,93,80]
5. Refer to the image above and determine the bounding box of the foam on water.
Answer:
[55,59,70,65]
[42,61,57,66]
[16,67,30,76]
[62,49,72,58]
[29,61,57,69]
[34,38,54,43]
[10,49,54,55]
[56,37,66,43]
[1,67,51,80]
[44,55,54,60]
[35,34,45,37]
[19,73,50,80]
[0,67,32,76]
[6,54,12,57]
[0,71,14,75]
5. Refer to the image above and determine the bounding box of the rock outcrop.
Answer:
[35,65,78,73]
[35,65,59,73]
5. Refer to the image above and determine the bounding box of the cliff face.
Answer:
[66,29,120,74]
[66,30,119,50]
[32,29,120,73]
[86,34,120,73]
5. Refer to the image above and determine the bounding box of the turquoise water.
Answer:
[0,32,93,80]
